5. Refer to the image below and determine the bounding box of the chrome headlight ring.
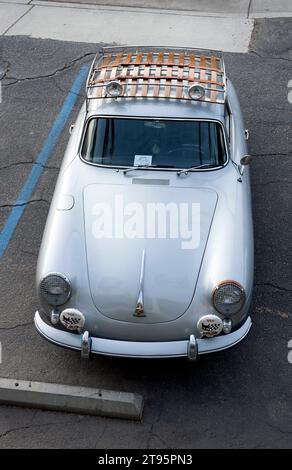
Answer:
[39,272,71,307]
[213,280,246,316]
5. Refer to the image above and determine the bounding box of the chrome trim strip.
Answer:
[132,178,170,185]
[35,312,252,359]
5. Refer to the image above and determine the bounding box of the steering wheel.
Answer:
[167,143,207,159]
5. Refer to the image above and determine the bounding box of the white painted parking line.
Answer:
[4,4,254,52]
[0,378,144,420]
[0,3,31,34]
[0,65,88,258]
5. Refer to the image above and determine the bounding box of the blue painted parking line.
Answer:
[0,64,88,259]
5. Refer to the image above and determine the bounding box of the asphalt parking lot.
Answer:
[0,18,292,448]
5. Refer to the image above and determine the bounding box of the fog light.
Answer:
[197,314,223,338]
[60,308,85,331]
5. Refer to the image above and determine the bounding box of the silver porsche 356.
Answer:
[34,46,254,360]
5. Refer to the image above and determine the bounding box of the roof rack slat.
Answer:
[176,83,183,99]
[101,53,112,68]
[199,55,206,82]
[189,54,195,68]
[210,56,218,102]
[165,79,171,98]
[153,78,160,97]
[211,56,218,70]
[146,52,153,65]
[134,53,143,64]
[122,52,132,65]
[110,67,117,80]
[157,51,164,65]
[141,78,148,96]
[112,52,123,66]
[178,53,185,67]
[168,52,174,65]
[130,79,137,97]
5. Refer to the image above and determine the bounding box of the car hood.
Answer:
[83,182,218,324]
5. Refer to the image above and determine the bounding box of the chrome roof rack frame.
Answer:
[85,45,226,111]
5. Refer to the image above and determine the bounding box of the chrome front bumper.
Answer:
[34,311,252,359]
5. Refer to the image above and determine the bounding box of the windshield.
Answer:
[81,118,227,169]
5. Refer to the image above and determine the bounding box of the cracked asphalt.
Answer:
[0,18,292,449]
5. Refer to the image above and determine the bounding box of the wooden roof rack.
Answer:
[86,46,226,105]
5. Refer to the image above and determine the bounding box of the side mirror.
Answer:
[69,123,75,135]
[240,155,252,166]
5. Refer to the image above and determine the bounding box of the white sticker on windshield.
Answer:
[134,155,152,166]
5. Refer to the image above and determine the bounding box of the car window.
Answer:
[81,118,227,168]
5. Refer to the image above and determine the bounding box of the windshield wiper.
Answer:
[177,163,217,176]
[123,164,174,175]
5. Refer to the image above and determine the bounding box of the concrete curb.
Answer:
[0,378,144,421]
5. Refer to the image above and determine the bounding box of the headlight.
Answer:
[213,281,245,316]
[39,273,71,306]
